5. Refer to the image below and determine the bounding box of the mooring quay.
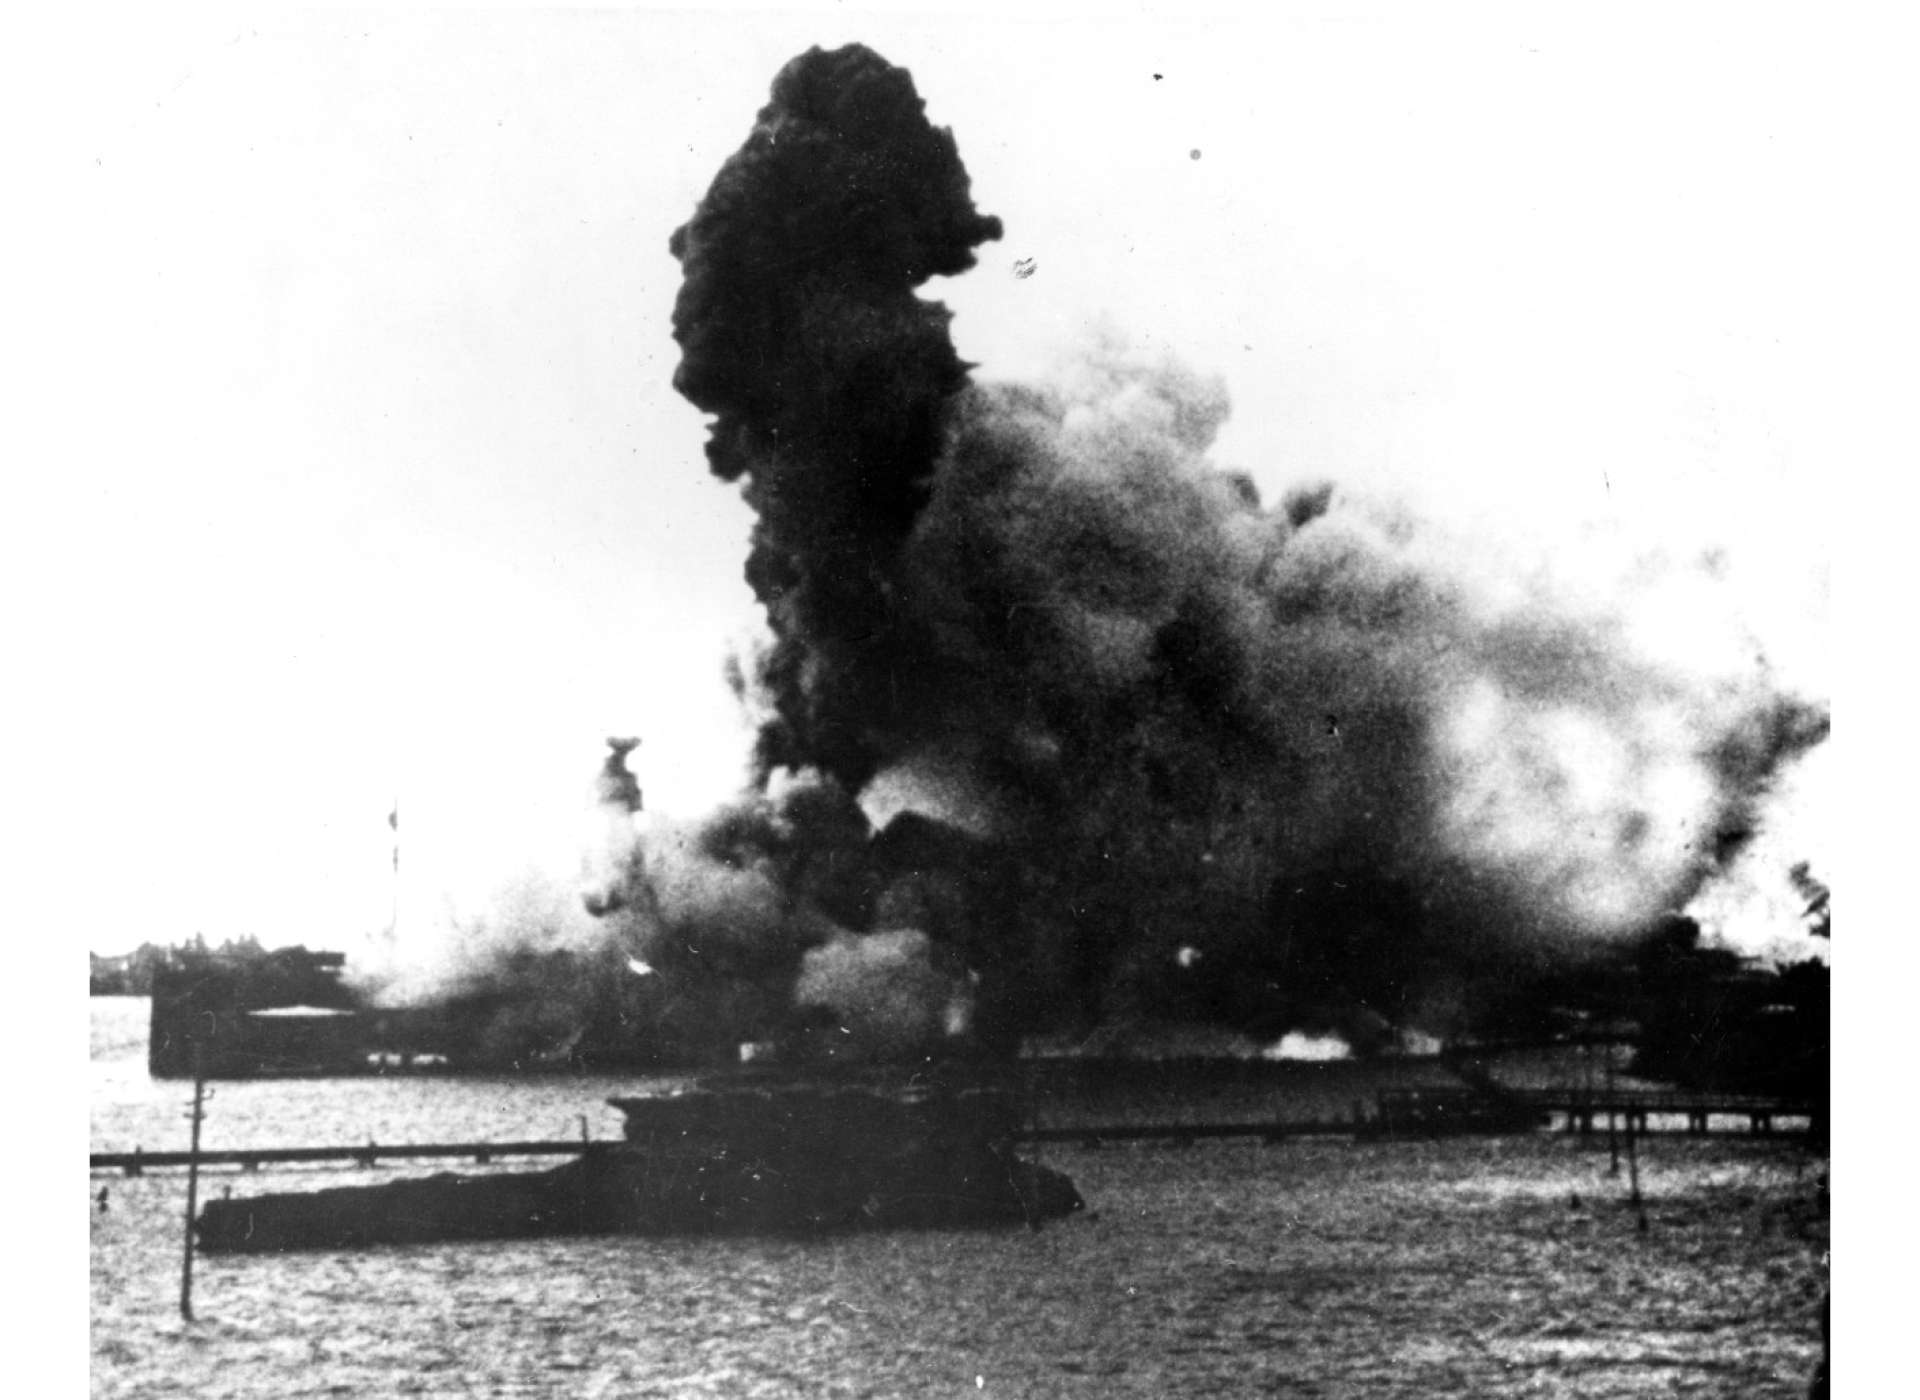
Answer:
[89,1087,1819,1176]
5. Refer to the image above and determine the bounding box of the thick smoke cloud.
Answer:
[670,42,1002,789]
[639,44,1826,1055]
[349,865,655,1065]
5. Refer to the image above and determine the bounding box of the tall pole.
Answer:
[180,1043,206,1322]
[1626,1110,1647,1234]
[389,799,400,943]
[1606,1031,1620,1175]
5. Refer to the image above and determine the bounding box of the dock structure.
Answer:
[1503,1089,1818,1139]
[90,1086,1821,1176]
[90,1139,597,1176]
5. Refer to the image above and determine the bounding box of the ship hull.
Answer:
[194,1142,1082,1253]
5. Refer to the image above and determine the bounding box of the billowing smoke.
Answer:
[669,42,1003,789]
[347,861,653,1066]
[341,740,659,1065]
[795,930,973,1056]
[627,44,1827,1056]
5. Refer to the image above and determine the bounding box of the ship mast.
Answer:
[388,797,400,943]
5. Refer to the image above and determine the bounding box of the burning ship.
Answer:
[143,727,1013,1078]
[158,38,1824,1085]
[194,1072,1082,1253]
[147,947,363,1078]
[187,28,1828,1249]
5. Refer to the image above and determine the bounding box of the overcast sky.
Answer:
[29,5,1838,957]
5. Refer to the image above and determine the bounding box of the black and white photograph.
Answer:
[63,5,1850,1395]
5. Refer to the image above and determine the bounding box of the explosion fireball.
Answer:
[372,45,1827,1064]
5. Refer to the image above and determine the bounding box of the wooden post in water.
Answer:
[180,1044,206,1322]
[1626,1110,1647,1234]
[1605,1037,1620,1176]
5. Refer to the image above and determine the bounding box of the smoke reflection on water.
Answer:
[90,1004,1823,1398]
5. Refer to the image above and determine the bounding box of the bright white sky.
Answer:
[25,4,1839,957]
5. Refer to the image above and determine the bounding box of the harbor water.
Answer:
[91,1000,1827,1398]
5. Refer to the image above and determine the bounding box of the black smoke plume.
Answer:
[639,44,1827,1056]
[670,44,1002,788]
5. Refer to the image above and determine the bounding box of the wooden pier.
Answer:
[90,1138,596,1176]
[1501,1089,1820,1139]
[89,1088,1820,1176]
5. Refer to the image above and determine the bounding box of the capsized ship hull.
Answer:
[195,1078,1082,1253]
